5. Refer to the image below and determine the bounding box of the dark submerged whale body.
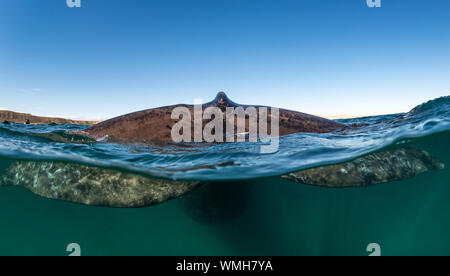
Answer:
[84,92,345,142]
[1,161,200,208]
[0,147,444,208]
[283,147,445,187]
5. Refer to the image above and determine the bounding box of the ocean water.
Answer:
[0,97,449,256]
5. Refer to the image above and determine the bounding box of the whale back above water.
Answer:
[84,92,345,142]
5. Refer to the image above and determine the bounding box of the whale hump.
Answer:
[84,92,345,142]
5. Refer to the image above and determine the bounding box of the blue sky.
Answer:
[0,0,449,120]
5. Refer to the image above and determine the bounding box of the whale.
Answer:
[0,93,446,210]
[82,92,345,143]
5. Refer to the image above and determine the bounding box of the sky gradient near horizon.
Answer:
[0,0,449,120]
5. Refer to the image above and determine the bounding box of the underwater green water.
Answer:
[0,131,448,256]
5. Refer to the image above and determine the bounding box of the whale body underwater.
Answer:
[0,93,446,208]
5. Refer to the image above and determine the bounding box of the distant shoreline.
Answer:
[319,114,378,120]
[0,110,100,125]
[1,109,374,126]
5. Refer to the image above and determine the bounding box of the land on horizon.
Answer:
[0,108,381,126]
[0,110,100,125]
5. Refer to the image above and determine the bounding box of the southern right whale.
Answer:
[0,94,446,208]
